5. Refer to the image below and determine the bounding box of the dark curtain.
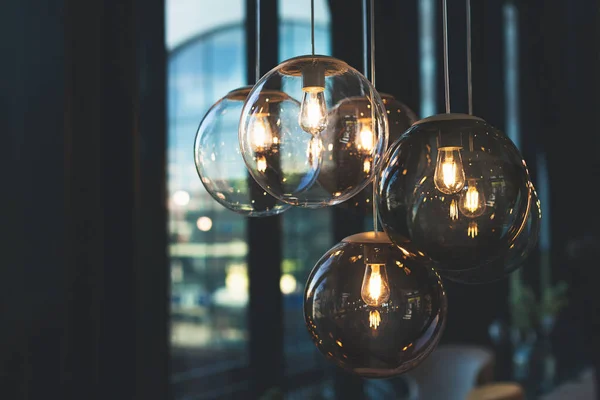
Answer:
[1,0,168,398]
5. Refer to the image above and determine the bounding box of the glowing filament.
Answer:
[369,310,381,330]
[257,156,267,173]
[357,119,375,152]
[468,221,479,238]
[450,199,459,221]
[363,159,371,174]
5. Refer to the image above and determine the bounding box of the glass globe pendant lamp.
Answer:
[338,93,418,213]
[192,0,290,217]
[194,86,292,216]
[376,0,537,273]
[303,231,447,378]
[239,55,388,208]
[331,0,417,215]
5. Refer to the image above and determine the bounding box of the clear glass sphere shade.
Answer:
[193,87,291,216]
[376,114,531,271]
[380,93,418,145]
[335,93,418,214]
[304,232,447,378]
[239,55,388,208]
[439,183,542,284]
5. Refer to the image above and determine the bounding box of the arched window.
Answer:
[167,1,333,398]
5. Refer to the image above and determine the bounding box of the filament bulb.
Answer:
[459,179,486,218]
[434,146,465,194]
[257,155,267,173]
[357,118,375,153]
[249,114,273,151]
[361,264,391,307]
[299,89,328,134]
[299,64,328,134]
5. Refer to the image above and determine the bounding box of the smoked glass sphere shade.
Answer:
[194,86,291,216]
[239,55,388,208]
[304,232,447,378]
[380,93,418,145]
[377,114,531,272]
[439,183,541,284]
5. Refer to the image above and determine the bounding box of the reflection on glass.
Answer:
[249,114,274,151]
[369,309,381,330]
[468,221,479,238]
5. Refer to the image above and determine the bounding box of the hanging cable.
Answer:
[466,0,473,115]
[369,0,379,233]
[370,0,376,88]
[442,0,451,113]
[311,0,315,55]
[255,0,261,82]
[362,0,368,76]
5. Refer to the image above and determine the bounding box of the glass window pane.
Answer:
[166,1,248,398]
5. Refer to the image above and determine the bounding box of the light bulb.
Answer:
[299,89,328,134]
[357,119,375,153]
[459,179,486,218]
[256,155,267,173]
[249,114,273,151]
[434,146,465,194]
[361,263,391,307]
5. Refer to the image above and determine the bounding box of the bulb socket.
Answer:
[302,63,326,92]
[363,243,390,265]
